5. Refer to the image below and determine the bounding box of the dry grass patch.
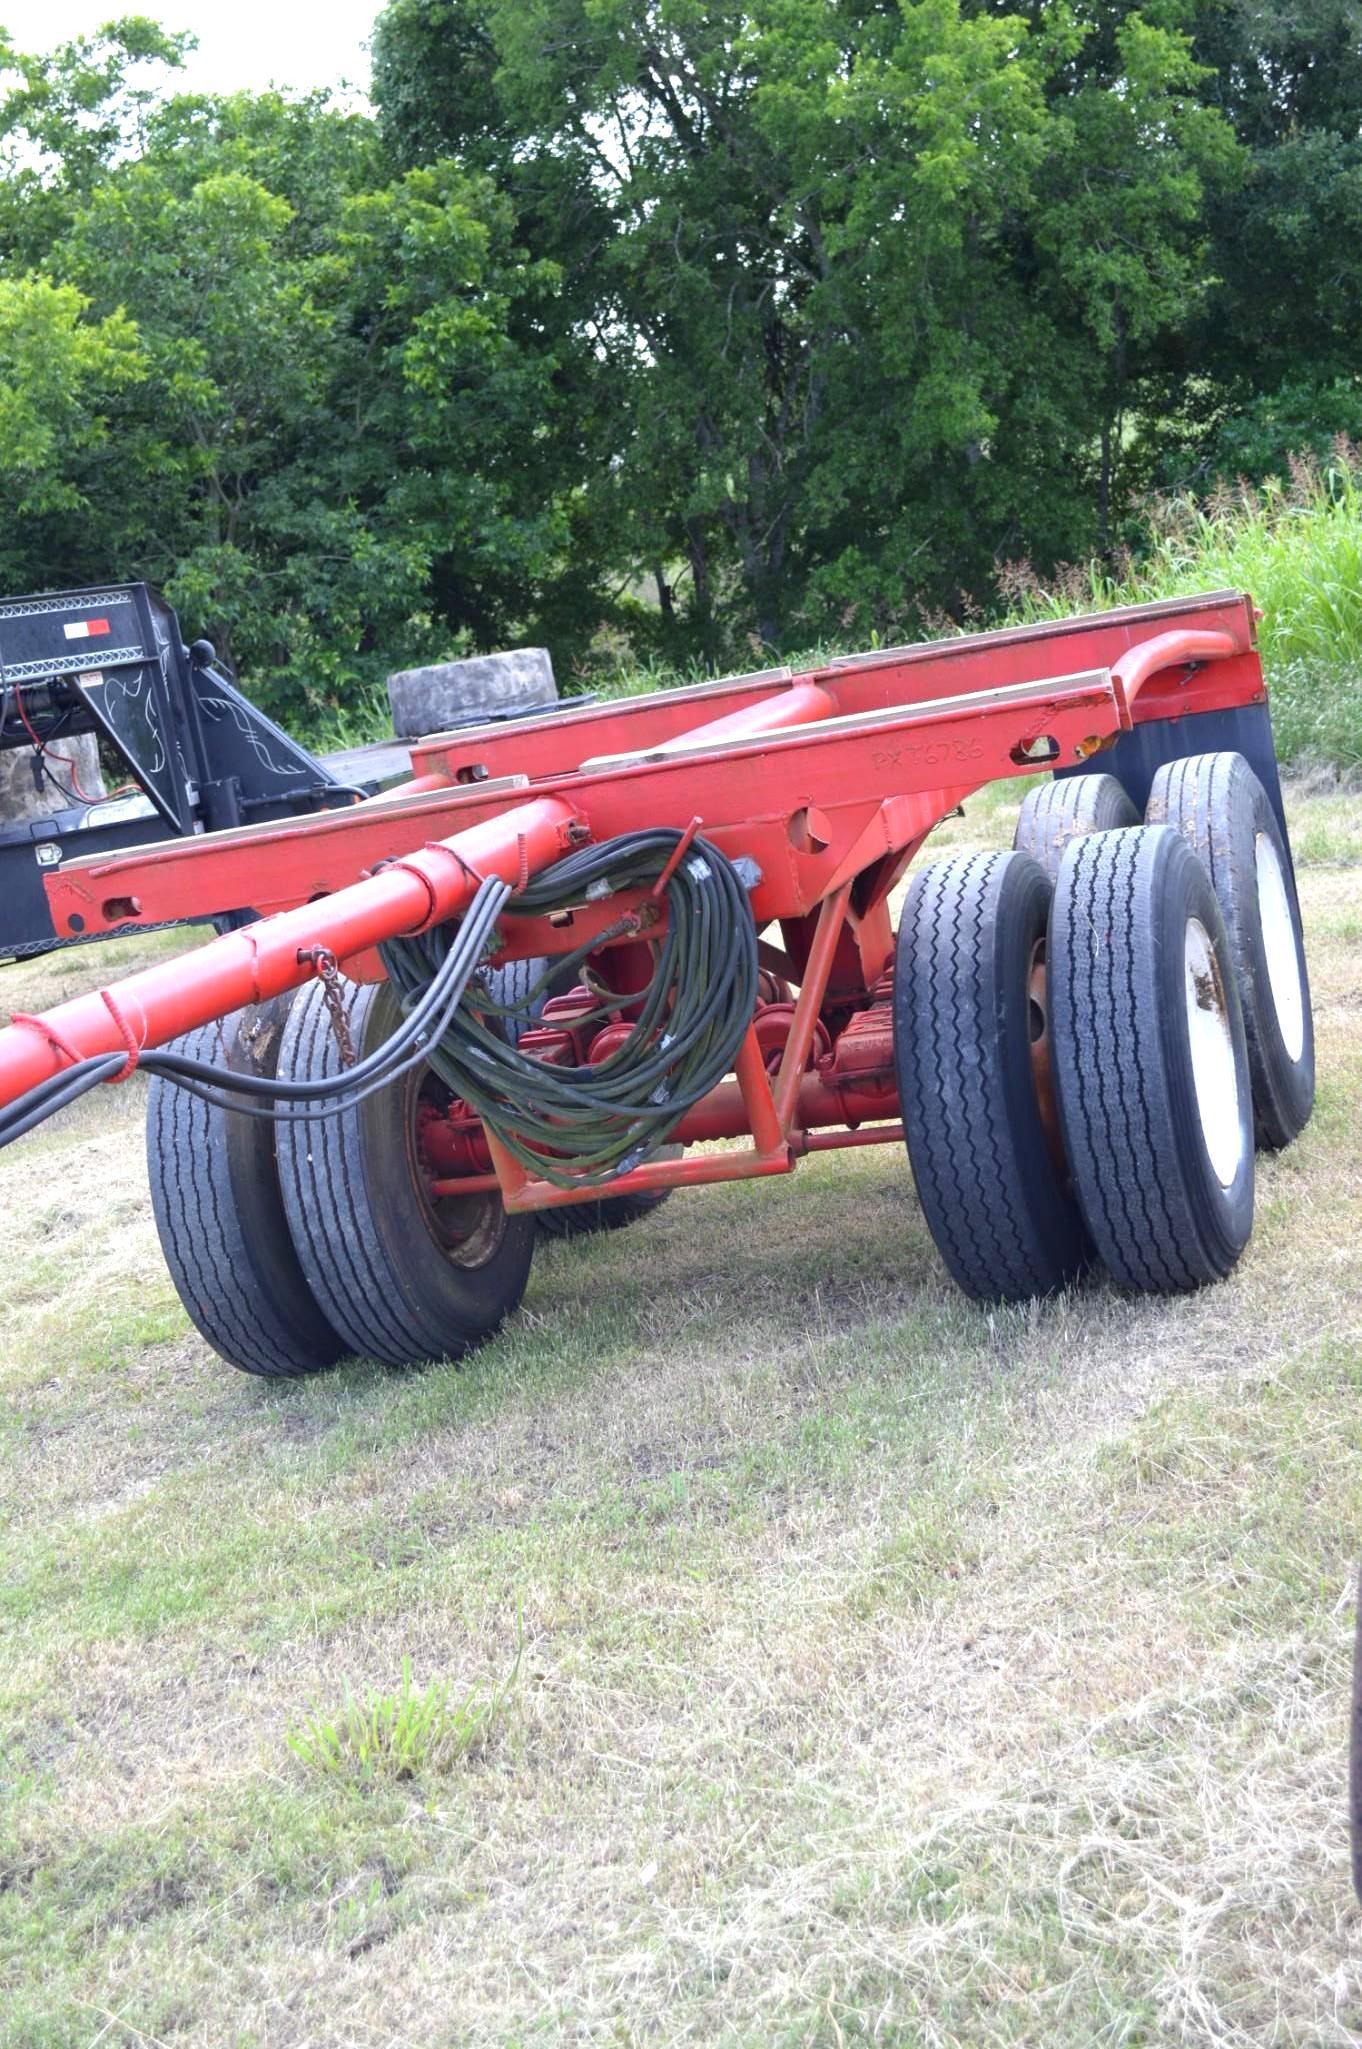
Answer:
[0,785,1359,2046]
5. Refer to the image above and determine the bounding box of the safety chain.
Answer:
[298,946,357,1068]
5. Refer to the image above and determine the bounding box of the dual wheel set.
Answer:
[145,748,1313,1377]
[145,972,666,1378]
[894,751,1314,1303]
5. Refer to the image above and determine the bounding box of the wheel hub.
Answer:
[1254,831,1305,1063]
[1026,938,1067,1178]
[1183,916,1244,1188]
[412,1080,507,1268]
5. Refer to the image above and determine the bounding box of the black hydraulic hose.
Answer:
[0,875,510,1148]
[149,875,509,1108]
[0,833,759,1194]
[0,1051,127,1143]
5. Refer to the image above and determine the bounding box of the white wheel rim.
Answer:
[1184,917,1244,1189]
[1255,831,1306,1064]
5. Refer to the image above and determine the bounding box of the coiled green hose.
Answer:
[381,828,758,1188]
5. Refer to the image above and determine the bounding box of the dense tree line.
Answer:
[0,3,1358,725]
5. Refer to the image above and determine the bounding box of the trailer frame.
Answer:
[0,588,1275,1218]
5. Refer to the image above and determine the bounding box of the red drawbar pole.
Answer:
[0,795,581,1105]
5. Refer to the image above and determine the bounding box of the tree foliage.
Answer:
[372,0,1257,649]
[0,2,1358,717]
[0,277,142,537]
[0,24,600,721]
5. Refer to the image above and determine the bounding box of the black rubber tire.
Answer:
[274,979,535,1367]
[534,1185,674,1239]
[1146,752,1314,1150]
[484,954,558,1026]
[145,999,347,1377]
[387,648,555,741]
[1013,772,1139,879]
[489,954,672,1240]
[1050,825,1255,1292]
[894,850,1088,1302]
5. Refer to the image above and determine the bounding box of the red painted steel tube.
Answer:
[428,1065,892,1180]
[610,679,838,760]
[0,795,580,1104]
[425,1074,900,1200]
[772,882,855,1130]
[501,1142,796,1211]
[1111,629,1237,715]
[799,1122,903,1152]
[668,1070,897,1146]
[733,1021,786,1157]
[480,1124,532,1205]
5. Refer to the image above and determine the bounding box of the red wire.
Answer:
[11,681,138,804]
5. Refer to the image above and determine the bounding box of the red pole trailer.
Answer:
[0,590,1315,1379]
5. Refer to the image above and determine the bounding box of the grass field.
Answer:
[1,781,1360,2047]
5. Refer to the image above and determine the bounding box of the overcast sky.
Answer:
[1,2,377,98]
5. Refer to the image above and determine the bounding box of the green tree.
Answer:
[58,164,334,670]
[3,0,1346,703]
[0,17,190,262]
[373,0,1242,654]
[1019,6,1241,538]
[0,275,144,585]
[0,24,611,724]
[55,124,596,717]
[1191,0,1362,474]
[1000,0,1362,483]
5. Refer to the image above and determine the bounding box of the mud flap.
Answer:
[1057,702,1291,861]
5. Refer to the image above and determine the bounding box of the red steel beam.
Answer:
[2,592,1266,1142]
[500,1143,797,1211]
[44,667,1126,937]
[772,882,855,1130]
[40,594,1262,947]
[667,1070,897,1147]
[410,590,1258,788]
[801,1122,903,1152]
[732,1020,786,1157]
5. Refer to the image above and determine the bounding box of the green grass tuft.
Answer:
[0,788,1357,2044]
[286,1635,522,1787]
